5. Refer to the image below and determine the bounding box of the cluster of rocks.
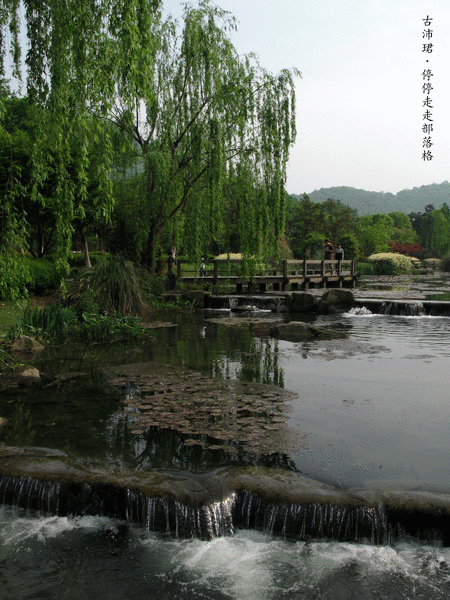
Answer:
[278,289,355,315]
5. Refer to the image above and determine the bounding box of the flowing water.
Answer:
[1,275,450,598]
[2,505,450,600]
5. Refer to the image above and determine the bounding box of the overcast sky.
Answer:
[164,0,450,196]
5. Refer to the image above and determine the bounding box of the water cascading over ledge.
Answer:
[2,473,450,546]
[353,299,450,316]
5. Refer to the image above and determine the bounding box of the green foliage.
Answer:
[12,302,76,340]
[22,257,61,294]
[420,208,450,257]
[67,251,109,269]
[339,233,361,260]
[302,231,326,259]
[0,253,30,300]
[285,195,357,258]
[356,262,375,275]
[0,344,16,372]
[82,255,163,314]
[357,214,394,256]
[388,211,418,245]
[441,254,450,273]
[9,300,150,344]
[108,2,299,269]
[367,252,414,275]
[1,0,157,289]
[73,313,148,343]
[3,1,298,281]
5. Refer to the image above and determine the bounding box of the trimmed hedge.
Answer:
[367,252,414,275]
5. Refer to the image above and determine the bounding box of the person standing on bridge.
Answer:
[324,240,334,260]
[334,243,344,262]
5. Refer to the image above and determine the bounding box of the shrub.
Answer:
[23,257,61,294]
[367,252,414,274]
[357,262,375,275]
[441,254,450,272]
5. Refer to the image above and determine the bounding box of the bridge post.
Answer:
[282,260,288,290]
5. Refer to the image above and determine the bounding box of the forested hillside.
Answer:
[293,182,450,215]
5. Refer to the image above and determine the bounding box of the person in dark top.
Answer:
[168,251,176,272]
[334,243,344,262]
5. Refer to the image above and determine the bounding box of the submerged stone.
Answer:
[270,321,346,342]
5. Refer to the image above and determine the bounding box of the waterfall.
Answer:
[236,491,393,544]
[352,299,450,316]
[0,476,61,514]
[379,301,425,316]
[2,475,447,545]
[125,490,235,539]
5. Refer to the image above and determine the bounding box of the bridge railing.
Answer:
[177,259,358,290]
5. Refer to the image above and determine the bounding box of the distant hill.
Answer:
[292,182,450,216]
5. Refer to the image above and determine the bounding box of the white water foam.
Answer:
[344,306,375,317]
[0,505,117,545]
[2,507,450,599]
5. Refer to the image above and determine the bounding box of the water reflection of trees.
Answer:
[152,317,285,387]
[105,415,298,474]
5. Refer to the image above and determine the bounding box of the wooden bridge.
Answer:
[177,259,359,292]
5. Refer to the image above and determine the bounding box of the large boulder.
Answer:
[11,335,44,353]
[317,289,354,314]
[285,292,317,313]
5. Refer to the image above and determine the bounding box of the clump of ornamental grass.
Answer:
[367,252,415,275]
[80,255,164,315]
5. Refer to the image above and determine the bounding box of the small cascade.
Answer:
[379,301,425,316]
[125,490,235,539]
[0,475,448,545]
[353,299,450,316]
[0,476,61,514]
[236,492,393,544]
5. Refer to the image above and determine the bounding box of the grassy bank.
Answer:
[0,301,22,336]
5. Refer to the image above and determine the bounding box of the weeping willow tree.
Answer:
[1,0,162,294]
[99,1,299,271]
[1,0,299,285]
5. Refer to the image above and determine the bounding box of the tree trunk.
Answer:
[81,227,92,268]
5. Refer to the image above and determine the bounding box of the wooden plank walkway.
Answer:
[177,259,359,292]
